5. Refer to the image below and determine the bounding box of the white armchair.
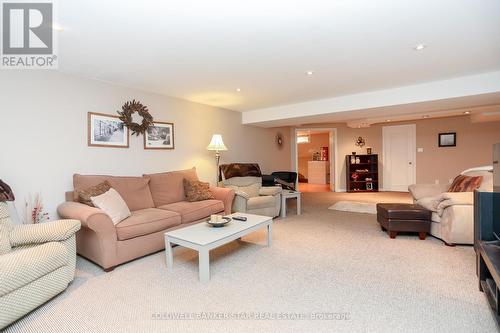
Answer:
[408,167,493,245]
[220,176,282,217]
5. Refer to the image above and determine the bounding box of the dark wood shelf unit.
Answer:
[346,154,379,193]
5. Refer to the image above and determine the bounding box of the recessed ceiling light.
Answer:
[52,23,64,31]
[306,70,314,76]
[236,88,241,92]
[386,119,391,122]
[464,111,471,114]
[414,44,426,51]
[423,115,430,119]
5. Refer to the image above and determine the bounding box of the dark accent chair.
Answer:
[262,172,297,191]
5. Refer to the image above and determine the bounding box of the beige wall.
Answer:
[295,116,500,190]
[297,133,329,179]
[0,71,290,221]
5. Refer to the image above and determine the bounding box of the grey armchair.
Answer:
[220,176,282,217]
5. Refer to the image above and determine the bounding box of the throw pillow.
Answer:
[448,175,483,192]
[76,181,112,206]
[90,188,131,225]
[183,179,214,202]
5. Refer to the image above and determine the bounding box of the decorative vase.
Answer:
[355,157,361,164]
[350,156,356,164]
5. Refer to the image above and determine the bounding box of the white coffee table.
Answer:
[280,190,301,218]
[164,213,272,283]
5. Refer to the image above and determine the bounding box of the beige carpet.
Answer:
[5,192,497,333]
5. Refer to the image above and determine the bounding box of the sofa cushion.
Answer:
[90,188,131,225]
[247,196,275,210]
[226,183,261,198]
[183,179,215,202]
[159,200,224,224]
[144,167,199,206]
[76,180,111,207]
[115,208,181,241]
[74,174,154,211]
[448,175,483,192]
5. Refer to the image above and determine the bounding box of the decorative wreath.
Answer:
[117,100,154,136]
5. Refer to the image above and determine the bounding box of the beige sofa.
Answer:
[58,167,234,271]
[220,176,282,217]
[0,202,80,329]
[408,167,493,245]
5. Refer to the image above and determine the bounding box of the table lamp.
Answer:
[207,134,228,183]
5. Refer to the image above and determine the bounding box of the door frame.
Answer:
[292,127,338,192]
[382,124,416,191]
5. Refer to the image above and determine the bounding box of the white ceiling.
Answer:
[57,0,500,115]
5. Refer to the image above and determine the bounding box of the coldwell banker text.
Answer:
[1,1,58,69]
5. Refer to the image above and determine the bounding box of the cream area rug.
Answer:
[328,201,377,214]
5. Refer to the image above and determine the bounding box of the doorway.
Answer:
[382,124,416,191]
[293,128,337,192]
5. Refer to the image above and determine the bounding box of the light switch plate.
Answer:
[417,148,424,153]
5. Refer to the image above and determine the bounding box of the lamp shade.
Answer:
[207,134,228,151]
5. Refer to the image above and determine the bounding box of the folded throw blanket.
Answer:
[219,163,262,181]
[435,192,474,216]
[417,192,474,217]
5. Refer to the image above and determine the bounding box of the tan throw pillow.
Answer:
[448,175,483,192]
[76,181,112,206]
[90,188,131,225]
[183,179,214,202]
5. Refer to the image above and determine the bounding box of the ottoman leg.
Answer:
[418,232,426,240]
[389,231,397,239]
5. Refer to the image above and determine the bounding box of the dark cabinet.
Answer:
[345,154,379,192]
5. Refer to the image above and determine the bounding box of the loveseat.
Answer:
[57,167,234,271]
[408,167,493,245]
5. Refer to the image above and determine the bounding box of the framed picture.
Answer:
[366,182,373,190]
[144,122,174,150]
[88,112,129,148]
[438,132,456,147]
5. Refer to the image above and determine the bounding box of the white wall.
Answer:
[0,71,290,222]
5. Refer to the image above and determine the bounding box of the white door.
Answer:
[382,124,416,191]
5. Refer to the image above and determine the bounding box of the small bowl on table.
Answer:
[206,216,231,228]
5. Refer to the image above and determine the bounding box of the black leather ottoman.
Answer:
[376,203,431,240]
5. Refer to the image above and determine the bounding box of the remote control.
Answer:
[233,216,247,221]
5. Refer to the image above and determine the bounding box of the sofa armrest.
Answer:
[408,184,448,201]
[435,192,474,216]
[10,219,81,247]
[233,190,250,200]
[57,202,117,239]
[259,186,282,196]
[0,242,67,297]
[210,187,235,215]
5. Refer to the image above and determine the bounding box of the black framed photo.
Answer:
[438,132,456,147]
[88,112,129,148]
[144,121,174,149]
